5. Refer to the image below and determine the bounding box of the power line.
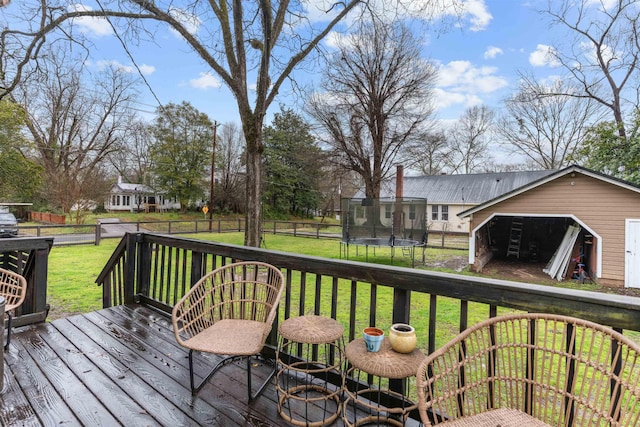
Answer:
[95,0,163,109]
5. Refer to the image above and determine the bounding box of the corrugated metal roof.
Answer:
[354,170,557,204]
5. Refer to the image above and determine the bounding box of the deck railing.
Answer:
[96,232,640,422]
[0,237,52,326]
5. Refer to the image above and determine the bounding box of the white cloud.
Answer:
[586,0,618,11]
[305,0,492,31]
[578,40,618,68]
[437,60,508,94]
[138,64,156,76]
[169,7,201,38]
[432,60,506,112]
[484,46,503,59]
[463,0,492,31]
[529,44,560,67]
[96,60,134,73]
[95,60,155,76]
[433,88,483,110]
[189,72,222,89]
[324,31,366,49]
[69,4,112,37]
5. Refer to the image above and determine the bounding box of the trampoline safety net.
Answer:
[340,197,428,246]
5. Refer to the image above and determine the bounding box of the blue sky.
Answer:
[67,1,567,126]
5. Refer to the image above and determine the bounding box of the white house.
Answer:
[105,177,180,212]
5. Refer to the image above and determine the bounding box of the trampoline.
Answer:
[340,197,427,267]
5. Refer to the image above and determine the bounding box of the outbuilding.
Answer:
[459,165,640,288]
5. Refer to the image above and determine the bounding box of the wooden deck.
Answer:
[0,304,294,426]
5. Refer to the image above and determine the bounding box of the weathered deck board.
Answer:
[0,305,296,426]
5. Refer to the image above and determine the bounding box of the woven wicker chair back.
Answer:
[417,313,640,427]
[173,261,284,344]
[0,267,27,311]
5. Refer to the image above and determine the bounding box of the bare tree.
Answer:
[446,105,494,174]
[496,77,602,169]
[15,56,138,223]
[215,122,245,213]
[307,20,437,199]
[541,0,640,138]
[410,131,449,175]
[109,120,154,186]
[0,0,364,246]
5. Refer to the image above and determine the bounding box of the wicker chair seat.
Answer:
[182,319,269,355]
[435,408,551,427]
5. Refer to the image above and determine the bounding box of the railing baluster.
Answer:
[299,272,306,316]
[90,232,640,425]
[283,270,292,320]
[610,329,623,425]
[314,273,322,316]
[369,283,378,327]
[565,322,576,426]
[428,294,437,355]
[348,280,357,342]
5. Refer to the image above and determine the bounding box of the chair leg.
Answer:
[4,312,12,351]
[247,355,277,402]
[188,350,275,402]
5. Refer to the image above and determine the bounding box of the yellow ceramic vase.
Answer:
[389,323,416,353]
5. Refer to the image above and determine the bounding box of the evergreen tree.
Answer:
[263,107,322,217]
[150,102,214,211]
[0,99,42,202]
[572,110,640,185]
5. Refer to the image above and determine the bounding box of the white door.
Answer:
[626,219,640,288]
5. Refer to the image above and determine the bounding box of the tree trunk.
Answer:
[242,114,263,247]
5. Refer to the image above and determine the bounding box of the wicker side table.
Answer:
[343,337,424,427]
[276,315,345,427]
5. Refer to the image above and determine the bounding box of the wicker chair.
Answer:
[172,261,285,400]
[417,313,640,427]
[0,267,27,350]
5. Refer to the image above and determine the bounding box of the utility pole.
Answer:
[208,121,219,231]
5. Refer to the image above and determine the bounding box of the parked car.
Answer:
[0,212,18,237]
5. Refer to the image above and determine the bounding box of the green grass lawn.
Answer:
[45,233,468,320]
[44,231,630,330]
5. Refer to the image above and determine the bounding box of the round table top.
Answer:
[345,337,424,379]
[279,315,344,344]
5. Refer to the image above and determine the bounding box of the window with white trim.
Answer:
[385,204,392,219]
[431,205,450,221]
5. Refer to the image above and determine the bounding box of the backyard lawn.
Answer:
[45,231,630,321]
[46,232,468,320]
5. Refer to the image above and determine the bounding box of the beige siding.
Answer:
[428,203,474,232]
[470,173,640,286]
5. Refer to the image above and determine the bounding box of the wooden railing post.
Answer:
[0,237,52,326]
[95,224,101,245]
[124,233,138,304]
[136,234,151,302]
[31,245,50,318]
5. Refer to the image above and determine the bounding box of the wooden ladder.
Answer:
[506,217,523,259]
